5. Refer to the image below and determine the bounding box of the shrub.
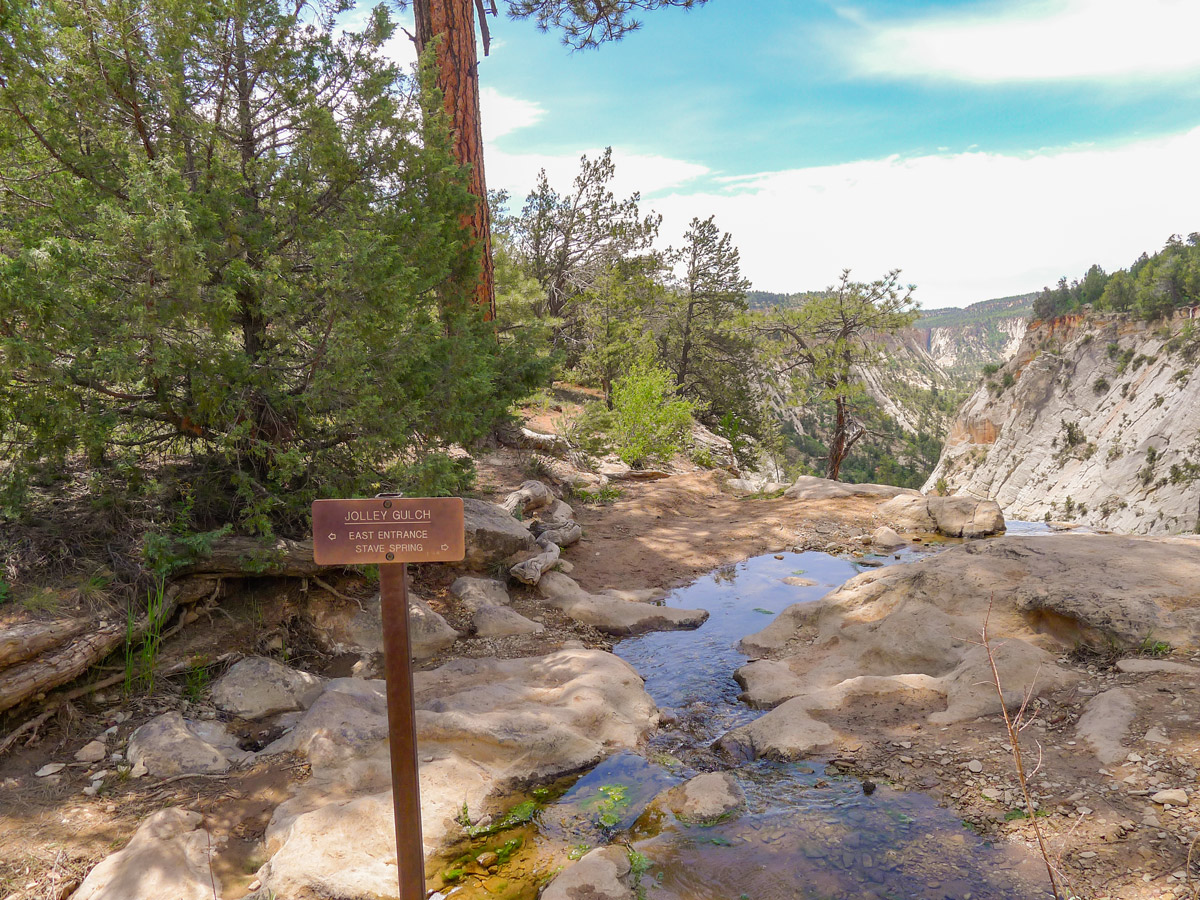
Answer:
[1093,377,1110,394]
[609,361,696,468]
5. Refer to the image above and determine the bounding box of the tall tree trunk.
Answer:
[415,0,496,322]
[826,395,849,481]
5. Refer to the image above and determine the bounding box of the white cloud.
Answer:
[844,0,1200,83]
[480,87,546,142]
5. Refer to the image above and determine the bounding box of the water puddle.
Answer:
[430,545,1053,900]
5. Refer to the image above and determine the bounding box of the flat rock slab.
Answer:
[1076,688,1137,764]
[128,711,251,777]
[1115,657,1200,676]
[258,648,658,897]
[723,533,1200,761]
[472,604,544,637]
[211,656,324,719]
[72,808,219,900]
[537,571,708,636]
[785,476,917,502]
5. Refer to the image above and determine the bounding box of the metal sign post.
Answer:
[313,496,466,900]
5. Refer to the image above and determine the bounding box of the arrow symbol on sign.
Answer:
[440,543,449,551]
[328,533,337,540]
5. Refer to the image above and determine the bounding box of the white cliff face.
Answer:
[924,317,1028,375]
[925,311,1200,535]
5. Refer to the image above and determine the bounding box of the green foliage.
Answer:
[0,1,543,536]
[759,269,919,480]
[1093,377,1110,394]
[184,656,211,703]
[0,579,9,604]
[590,784,632,830]
[143,526,233,579]
[608,361,696,468]
[1033,234,1200,321]
[981,363,1001,376]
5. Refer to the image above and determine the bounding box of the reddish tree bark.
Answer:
[415,0,496,322]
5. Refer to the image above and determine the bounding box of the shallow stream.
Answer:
[430,540,1053,900]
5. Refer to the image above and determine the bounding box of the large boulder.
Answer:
[128,711,251,777]
[472,604,544,637]
[724,535,1200,761]
[877,493,1005,537]
[784,475,917,502]
[211,656,323,720]
[449,576,511,611]
[537,572,708,636]
[308,592,457,661]
[257,649,658,898]
[72,809,219,900]
[463,498,537,570]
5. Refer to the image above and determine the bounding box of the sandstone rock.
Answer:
[258,791,402,900]
[128,711,250,777]
[309,592,457,660]
[653,772,745,823]
[721,535,1200,760]
[785,476,916,502]
[1150,789,1189,806]
[1075,688,1136,765]
[871,526,906,551]
[537,571,708,635]
[1115,658,1200,676]
[407,594,459,658]
[35,763,66,777]
[877,494,1005,538]
[72,808,219,900]
[510,536,561,586]
[450,577,511,611]
[541,847,634,900]
[262,647,657,885]
[925,314,1200,535]
[472,605,544,637]
[74,740,108,763]
[463,499,537,570]
[211,656,323,719]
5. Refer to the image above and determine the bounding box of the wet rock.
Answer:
[472,604,544,637]
[653,771,745,823]
[128,711,250,777]
[74,740,108,763]
[784,476,917,502]
[211,656,323,719]
[262,647,657,888]
[72,808,219,900]
[537,571,708,636]
[542,846,634,900]
[1076,688,1137,765]
[463,499,537,570]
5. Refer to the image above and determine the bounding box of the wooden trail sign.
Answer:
[313,496,465,900]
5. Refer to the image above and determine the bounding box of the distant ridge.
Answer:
[917,293,1036,328]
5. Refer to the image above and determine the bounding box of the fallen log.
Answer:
[173,536,329,577]
[0,619,90,670]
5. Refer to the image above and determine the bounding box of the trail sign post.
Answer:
[312,496,465,900]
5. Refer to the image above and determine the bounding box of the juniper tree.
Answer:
[0,0,543,534]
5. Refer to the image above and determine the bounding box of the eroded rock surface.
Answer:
[877,494,1006,538]
[537,572,708,635]
[784,476,916,502]
[724,535,1200,761]
[309,591,458,660]
[257,649,658,898]
[652,771,745,823]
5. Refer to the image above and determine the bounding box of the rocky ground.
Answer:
[0,443,1198,900]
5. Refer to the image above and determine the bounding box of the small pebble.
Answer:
[967,760,983,773]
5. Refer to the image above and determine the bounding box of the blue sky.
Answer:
[380,0,1200,307]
